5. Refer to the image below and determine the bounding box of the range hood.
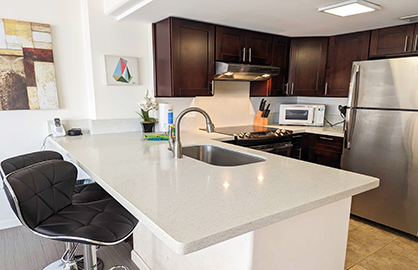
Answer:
[214,62,280,81]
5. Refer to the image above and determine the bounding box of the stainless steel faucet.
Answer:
[168,107,215,159]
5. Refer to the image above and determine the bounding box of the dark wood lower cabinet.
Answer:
[291,133,309,160]
[307,134,343,169]
[291,133,343,168]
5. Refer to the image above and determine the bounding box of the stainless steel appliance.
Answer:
[279,104,325,126]
[214,62,280,81]
[341,56,418,236]
[214,125,294,157]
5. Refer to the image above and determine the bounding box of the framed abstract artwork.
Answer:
[104,55,139,86]
[0,18,59,110]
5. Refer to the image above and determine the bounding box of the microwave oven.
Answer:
[279,104,325,126]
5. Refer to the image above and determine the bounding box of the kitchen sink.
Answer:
[182,144,266,166]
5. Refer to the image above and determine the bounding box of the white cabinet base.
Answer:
[132,197,352,270]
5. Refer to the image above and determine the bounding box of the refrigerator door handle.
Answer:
[347,64,360,108]
[344,108,356,149]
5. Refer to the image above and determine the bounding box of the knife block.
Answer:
[254,110,268,127]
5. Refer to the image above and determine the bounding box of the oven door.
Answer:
[249,142,293,157]
[279,107,314,125]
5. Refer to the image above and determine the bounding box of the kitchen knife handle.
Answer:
[249,48,252,63]
[414,35,418,51]
[404,36,409,52]
[243,47,246,62]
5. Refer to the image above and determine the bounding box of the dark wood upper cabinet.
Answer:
[153,18,215,97]
[288,37,328,96]
[215,26,246,63]
[369,24,416,58]
[414,24,418,53]
[216,26,272,64]
[250,35,290,96]
[245,31,272,65]
[324,31,370,97]
[270,35,291,96]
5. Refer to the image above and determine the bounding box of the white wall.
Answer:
[0,0,89,162]
[82,0,152,120]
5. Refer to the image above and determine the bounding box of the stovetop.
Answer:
[212,125,278,136]
[210,125,293,146]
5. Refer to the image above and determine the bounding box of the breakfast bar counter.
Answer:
[47,130,378,270]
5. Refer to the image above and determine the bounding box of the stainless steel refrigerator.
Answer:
[341,56,418,236]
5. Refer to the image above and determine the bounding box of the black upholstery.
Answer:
[4,160,138,245]
[0,151,63,178]
[73,183,110,204]
[1,150,110,204]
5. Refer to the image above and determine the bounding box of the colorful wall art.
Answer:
[0,18,58,110]
[104,55,139,85]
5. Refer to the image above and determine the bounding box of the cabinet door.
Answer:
[288,38,328,96]
[291,133,309,160]
[308,135,343,168]
[270,35,290,96]
[250,35,290,97]
[413,24,418,53]
[215,26,246,63]
[369,24,415,58]
[324,31,370,97]
[245,31,273,65]
[171,18,215,97]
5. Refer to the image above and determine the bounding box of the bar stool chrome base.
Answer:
[43,260,78,270]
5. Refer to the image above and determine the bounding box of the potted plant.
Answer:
[136,89,158,132]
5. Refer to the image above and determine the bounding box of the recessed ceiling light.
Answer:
[318,0,381,17]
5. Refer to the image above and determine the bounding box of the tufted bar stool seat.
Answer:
[4,160,138,270]
[1,150,111,204]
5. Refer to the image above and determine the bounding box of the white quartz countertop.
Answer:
[48,129,377,255]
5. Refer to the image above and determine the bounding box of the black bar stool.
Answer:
[0,151,111,204]
[3,160,138,270]
[1,151,113,269]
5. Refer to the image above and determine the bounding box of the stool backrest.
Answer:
[3,160,76,229]
[1,151,63,179]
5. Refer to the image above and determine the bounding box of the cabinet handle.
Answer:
[291,83,295,95]
[249,48,252,63]
[285,83,289,95]
[211,80,214,95]
[325,83,328,96]
[298,148,302,160]
[404,36,409,52]
[414,35,418,51]
[293,135,303,138]
[243,47,246,62]
[319,136,334,141]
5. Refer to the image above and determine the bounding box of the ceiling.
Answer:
[118,0,418,36]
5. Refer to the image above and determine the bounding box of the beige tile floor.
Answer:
[346,215,418,270]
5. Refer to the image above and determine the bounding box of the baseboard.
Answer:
[131,250,152,270]
[0,218,21,231]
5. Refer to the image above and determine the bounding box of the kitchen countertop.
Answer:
[48,129,377,255]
